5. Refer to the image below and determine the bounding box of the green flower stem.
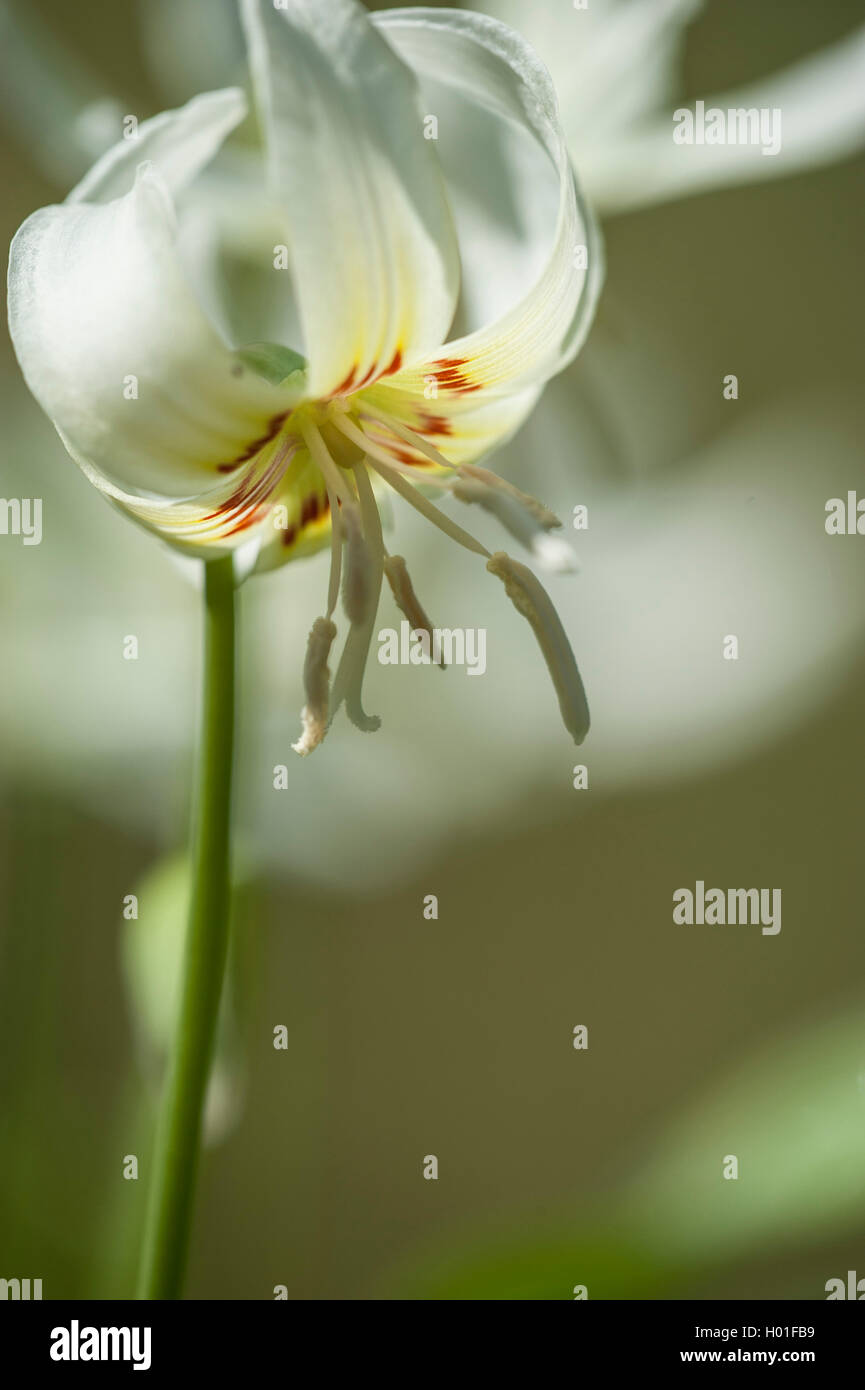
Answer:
[136,554,237,1300]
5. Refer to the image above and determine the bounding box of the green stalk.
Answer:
[136,554,237,1300]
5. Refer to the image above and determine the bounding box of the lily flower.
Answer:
[7,0,602,754]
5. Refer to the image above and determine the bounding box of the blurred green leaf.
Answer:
[386,1000,865,1298]
[385,1217,682,1301]
[119,851,257,1145]
[625,1002,865,1262]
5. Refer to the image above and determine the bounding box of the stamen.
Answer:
[363,451,491,559]
[486,551,590,746]
[364,457,453,488]
[322,477,342,620]
[330,410,442,483]
[292,616,337,757]
[452,471,576,574]
[335,411,573,571]
[354,457,385,555]
[341,502,374,625]
[300,418,371,625]
[384,554,445,669]
[329,463,385,734]
[300,418,356,510]
[459,464,561,530]
[357,408,457,472]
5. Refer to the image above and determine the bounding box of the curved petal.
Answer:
[68,87,248,204]
[240,0,460,400]
[364,7,603,465]
[53,426,332,570]
[8,164,298,498]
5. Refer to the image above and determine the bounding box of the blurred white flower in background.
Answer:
[477,0,865,213]
[1,0,865,889]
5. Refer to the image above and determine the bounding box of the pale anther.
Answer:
[486,551,590,746]
[384,554,445,668]
[292,616,337,756]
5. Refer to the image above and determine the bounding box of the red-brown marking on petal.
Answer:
[432,357,467,371]
[215,411,289,472]
[351,348,404,396]
[384,445,431,468]
[281,492,331,547]
[300,492,319,526]
[203,441,290,527]
[330,364,359,396]
[419,412,453,437]
[353,364,379,391]
[443,373,482,394]
[201,479,252,524]
[428,357,482,393]
[223,503,270,537]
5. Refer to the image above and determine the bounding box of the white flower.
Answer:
[8,0,602,752]
[4,1,863,890]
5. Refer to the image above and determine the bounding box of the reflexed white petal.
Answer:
[374,45,563,342]
[240,0,459,399]
[68,87,247,204]
[376,8,603,407]
[581,22,865,213]
[8,164,296,498]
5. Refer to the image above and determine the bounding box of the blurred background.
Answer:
[1,0,865,1299]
